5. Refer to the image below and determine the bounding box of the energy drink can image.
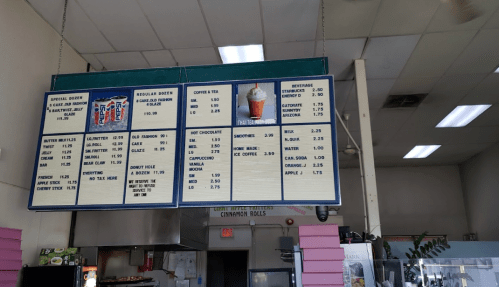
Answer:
[111,96,127,121]
[93,98,112,126]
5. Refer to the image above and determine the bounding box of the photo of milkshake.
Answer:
[246,83,267,120]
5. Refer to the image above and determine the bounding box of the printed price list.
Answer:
[185,85,232,128]
[232,126,282,201]
[281,79,331,124]
[282,124,335,200]
[125,130,177,204]
[78,132,129,205]
[131,88,178,130]
[32,134,84,206]
[43,93,89,134]
[182,128,232,202]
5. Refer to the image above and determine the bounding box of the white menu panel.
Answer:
[43,93,89,134]
[125,130,176,204]
[281,79,330,124]
[282,124,335,200]
[186,85,232,128]
[232,126,282,201]
[131,88,178,130]
[32,134,84,206]
[78,132,129,205]
[182,128,232,202]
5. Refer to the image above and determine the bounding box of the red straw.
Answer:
[255,83,258,88]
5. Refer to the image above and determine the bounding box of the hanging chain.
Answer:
[321,0,327,75]
[52,0,69,91]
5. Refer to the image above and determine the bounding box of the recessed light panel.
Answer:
[403,145,441,159]
[436,105,491,128]
[218,45,264,64]
[495,66,499,73]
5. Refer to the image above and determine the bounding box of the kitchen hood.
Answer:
[73,208,208,251]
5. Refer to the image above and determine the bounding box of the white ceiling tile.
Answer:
[398,30,477,78]
[446,29,499,75]
[431,143,493,159]
[340,110,379,133]
[459,73,499,104]
[321,0,381,39]
[77,0,162,51]
[28,0,114,53]
[80,54,103,71]
[426,0,499,33]
[344,79,396,111]
[171,47,220,66]
[200,0,262,46]
[444,126,499,144]
[333,80,354,111]
[371,109,414,131]
[362,35,420,79]
[370,0,440,36]
[467,104,499,127]
[265,42,315,61]
[390,77,439,95]
[430,74,488,94]
[142,50,177,68]
[138,0,212,49]
[95,52,150,70]
[262,0,319,43]
[483,6,499,28]
[315,38,367,80]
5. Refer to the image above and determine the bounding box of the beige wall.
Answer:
[460,142,499,241]
[340,165,469,240]
[0,0,88,279]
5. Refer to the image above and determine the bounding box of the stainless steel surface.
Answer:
[130,247,144,266]
[79,247,98,266]
[73,209,208,250]
[294,245,303,287]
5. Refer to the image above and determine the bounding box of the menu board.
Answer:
[179,76,340,206]
[29,75,340,210]
[29,85,182,210]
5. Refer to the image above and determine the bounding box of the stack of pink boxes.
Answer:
[0,227,22,287]
[299,224,345,287]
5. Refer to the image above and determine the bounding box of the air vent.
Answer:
[382,94,427,109]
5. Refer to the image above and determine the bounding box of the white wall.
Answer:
[0,0,88,276]
[339,166,469,240]
[460,142,499,241]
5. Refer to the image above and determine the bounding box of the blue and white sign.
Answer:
[29,75,340,211]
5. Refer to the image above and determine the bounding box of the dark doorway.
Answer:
[207,251,248,287]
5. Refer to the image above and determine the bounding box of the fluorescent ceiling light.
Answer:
[403,145,441,159]
[495,66,499,73]
[436,105,491,128]
[218,45,264,64]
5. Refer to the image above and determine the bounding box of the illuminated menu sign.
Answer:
[30,86,181,210]
[180,76,340,206]
[29,76,339,211]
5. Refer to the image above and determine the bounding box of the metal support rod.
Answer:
[354,59,381,237]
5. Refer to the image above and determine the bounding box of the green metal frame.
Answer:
[51,57,328,91]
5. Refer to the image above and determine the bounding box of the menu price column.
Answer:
[281,79,331,124]
[125,131,177,204]
[182,128,232,202]
[232,126,282,201]
[32,134,84,206]
[282,124,335,201]
[78,132,129,205]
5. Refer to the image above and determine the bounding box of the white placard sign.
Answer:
[32,134,84,206]
[78,133,129,205]
[43,93,89,134]
[131,88,178,130]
